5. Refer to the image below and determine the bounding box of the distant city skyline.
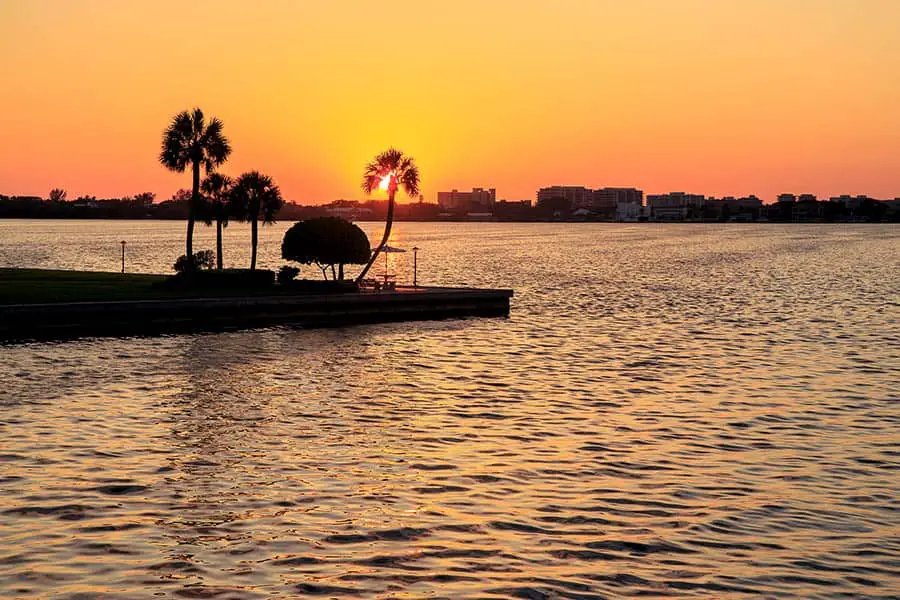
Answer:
[2,1,900,202]
[4,186,899,207]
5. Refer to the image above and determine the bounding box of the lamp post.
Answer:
[412,246,419,288]
[120,240,126,273]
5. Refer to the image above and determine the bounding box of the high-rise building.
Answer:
[536,186,594,209]
[537,186,644,213]
[593,187,643,208]
[705,196,762,220]
[646,192,706,220]
[437,188,496,211]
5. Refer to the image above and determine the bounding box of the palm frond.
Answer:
[361,173,383,195]
[201,172,232,196]
[159,110,194,171]
[400,162,420,197]
[360,148,420,195]
[231,171,282,223]
[379,148,403,169]
[227,185,248,223]
[201,172,233,226]
[190,108,205,137]
[361,156,387,194]
[261,182,283,224]
[201,117,232,169]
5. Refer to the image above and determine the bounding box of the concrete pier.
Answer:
[0,286,513,342]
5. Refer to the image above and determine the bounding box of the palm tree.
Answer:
[356,148,420,283]
[159,108,231,260]
[200,173,233,270]
[231,171,283,271]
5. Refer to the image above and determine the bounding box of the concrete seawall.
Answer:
[0,286,513,342]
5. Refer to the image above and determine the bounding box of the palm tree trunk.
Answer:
[187,160,200,259]
[250,218,258,271]
[338,263,344,280]
[216,219,223,270]
[356,189,395,283]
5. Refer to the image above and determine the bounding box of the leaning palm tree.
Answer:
[159,108,231,260]
[231,171,283,271]
[356,148,420,283]
[200,173,233,270]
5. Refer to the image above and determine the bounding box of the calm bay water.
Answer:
[1,220,899,599]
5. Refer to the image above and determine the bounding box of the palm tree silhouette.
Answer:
[159,108,231,260]
[200,173,233,270]
[356,148,420,283]
[231,171,283,271]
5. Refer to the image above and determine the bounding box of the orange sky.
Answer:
[1,0,899,203]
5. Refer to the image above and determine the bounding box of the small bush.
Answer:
[174,250,215,273]
[277,265,300,285]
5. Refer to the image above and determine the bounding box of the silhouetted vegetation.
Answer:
[174,250,215,274]
[282,217,370,280]
[0,192,159,218]
[277,265,300,285]
[357,148,420,282]
[200,173,234,269]
[159,108,231,260]
[230,171,284,271]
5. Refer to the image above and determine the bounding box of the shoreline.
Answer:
[0,269,513,342]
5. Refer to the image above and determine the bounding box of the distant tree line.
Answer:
[0,191,319,221]
[0,192,161,219]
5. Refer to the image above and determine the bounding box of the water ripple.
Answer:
[1,223,899,598]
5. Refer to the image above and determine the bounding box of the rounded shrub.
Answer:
[282,217,370,280]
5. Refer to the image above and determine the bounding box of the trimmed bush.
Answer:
[174,250,215,273]
[277,265,300,285]
[282,217,370,280]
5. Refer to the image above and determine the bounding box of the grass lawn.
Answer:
[0,268,360,305]
[0,268,179,304]
[0,268,290,305]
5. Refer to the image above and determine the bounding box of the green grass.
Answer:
[0,268,275,305]
[0,268,357,305]
[0,268,176,304]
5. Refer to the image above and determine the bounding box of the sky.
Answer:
[1,0,899,203]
